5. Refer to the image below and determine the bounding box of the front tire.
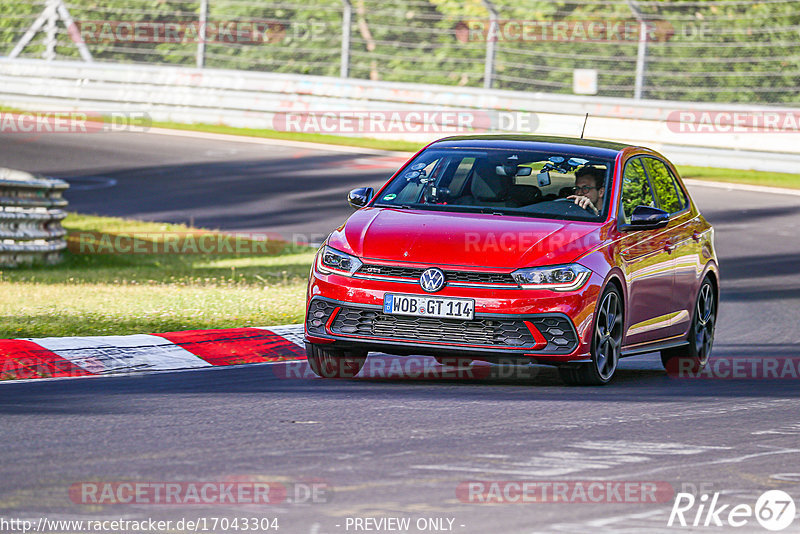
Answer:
[559,285,624,386]
[306,344,367,378]
[662,278,716,376]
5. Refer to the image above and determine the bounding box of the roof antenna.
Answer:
[580,113,589,139]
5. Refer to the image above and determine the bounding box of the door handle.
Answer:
[664,243,676,253]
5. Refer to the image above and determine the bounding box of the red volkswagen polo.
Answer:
[304,135,719,385]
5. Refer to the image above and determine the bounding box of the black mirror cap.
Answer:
[347,187,374,209]
[629,205,670,229]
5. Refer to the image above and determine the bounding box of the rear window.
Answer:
[642,158,688,214]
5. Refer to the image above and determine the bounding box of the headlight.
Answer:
[511,264,591,291]
[316,245,362,277]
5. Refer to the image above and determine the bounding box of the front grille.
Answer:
[356,264,517,286]
[333,309,536,347]
[307,299,578,353]
[358,265,425,278]
[307,299,338,334]
[529,316,579,352]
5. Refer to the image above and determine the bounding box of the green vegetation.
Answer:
[1,0,797,104]
[0,214,315,339]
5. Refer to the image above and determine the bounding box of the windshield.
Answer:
[373,148,614,221]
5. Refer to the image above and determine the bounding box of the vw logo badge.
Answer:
[419,268,445,293]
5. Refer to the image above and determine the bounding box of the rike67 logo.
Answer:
[668,490,796,531]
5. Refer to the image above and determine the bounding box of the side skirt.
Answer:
[621,336,689,358]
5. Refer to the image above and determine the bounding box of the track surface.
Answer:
[0,130,404,242]
[1,130,800,533]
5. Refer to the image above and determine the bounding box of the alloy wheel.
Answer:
[595,290,623,381]
[694,282,716,365]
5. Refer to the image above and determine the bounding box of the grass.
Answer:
[0,214,315,339]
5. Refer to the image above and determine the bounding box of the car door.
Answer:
[641,157,697,338]
[618,157,677,348]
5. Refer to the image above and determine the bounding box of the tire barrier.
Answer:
[0,167,68,267]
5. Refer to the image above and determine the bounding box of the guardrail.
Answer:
[0,168,68,267]
[1,58,799,172]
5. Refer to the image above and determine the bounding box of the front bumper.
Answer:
[306,295,582,359]
[305,261,604,363]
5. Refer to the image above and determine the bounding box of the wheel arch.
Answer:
[701,261,721,306]
[600,269,627,343]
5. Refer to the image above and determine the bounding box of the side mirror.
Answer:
[347,187,373,209]
[628,205,669,229]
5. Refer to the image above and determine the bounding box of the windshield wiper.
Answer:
[479,207,509,216]
[374,203,413,209]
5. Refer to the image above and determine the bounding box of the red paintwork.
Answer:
[305,142,719,365]
[331,208,603,268]
[523,321,548,350]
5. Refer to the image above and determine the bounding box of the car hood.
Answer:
[327,207,603,269]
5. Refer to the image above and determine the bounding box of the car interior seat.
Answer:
[455,161,518,207]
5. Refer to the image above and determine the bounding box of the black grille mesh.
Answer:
[308,299,578,353]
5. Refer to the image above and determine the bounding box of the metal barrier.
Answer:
[2,58,800,173]
[2,0,798,105]
[0,168,68,267]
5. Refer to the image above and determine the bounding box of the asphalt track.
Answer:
[0,129,407,243]
[1,129,800,533]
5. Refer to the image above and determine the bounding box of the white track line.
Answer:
[146,126,411,157]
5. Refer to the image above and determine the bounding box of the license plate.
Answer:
[383,294,474,320]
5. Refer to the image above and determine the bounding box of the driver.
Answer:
[567,166,605,215]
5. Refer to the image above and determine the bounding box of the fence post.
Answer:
[54,0,93,61]
[341,0,352,78]
[197,0,208,68]
[480,0,497,90]
[627,0,647,100]
[43,0,58,60]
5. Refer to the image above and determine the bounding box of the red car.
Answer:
[304,135,719,385]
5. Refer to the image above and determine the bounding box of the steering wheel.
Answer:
[555,197,599,215]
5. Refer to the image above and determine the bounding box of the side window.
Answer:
[643,158,686,214]
[620,158,655,224]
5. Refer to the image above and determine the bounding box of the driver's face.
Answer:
[575,176,604,208]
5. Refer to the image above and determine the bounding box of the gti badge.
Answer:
[419,268,445,293]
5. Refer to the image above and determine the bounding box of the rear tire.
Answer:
[306,344,367,378]
[559,284,623,386]
[662,278,716,376]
